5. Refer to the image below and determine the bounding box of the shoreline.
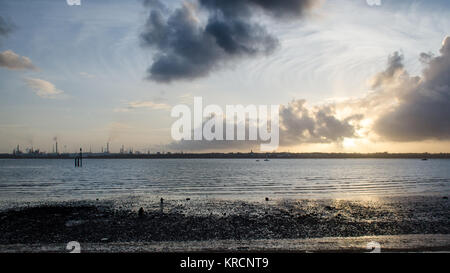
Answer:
[1,234,449,253]
[0,196,449,252]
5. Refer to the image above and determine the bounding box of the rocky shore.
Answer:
[0,196,448,251]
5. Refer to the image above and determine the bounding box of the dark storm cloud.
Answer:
[0,17,38,71]
[200,0,318,18]
[0,16,14,41]
[373,36,450,141]
[141,5,224,82]
[141,0,319,82]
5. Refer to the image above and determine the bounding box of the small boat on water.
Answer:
[421,158,428,161]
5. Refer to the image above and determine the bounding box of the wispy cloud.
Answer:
[0,50,38,71]
[178,93,194,104]
[79,72,96,79]
[24,78,65,99]
[115,100,171,112]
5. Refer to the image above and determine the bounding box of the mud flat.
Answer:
[0,196,448,252]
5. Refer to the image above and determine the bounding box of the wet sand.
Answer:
[1,234,449,253]
[0,196,448,252]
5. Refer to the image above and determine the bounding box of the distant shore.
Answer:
[0,196,448,252]
[1,152,450,159]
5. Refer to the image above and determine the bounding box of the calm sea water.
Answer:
[0,159,449,202]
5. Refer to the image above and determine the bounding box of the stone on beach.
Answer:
[65,220,85,227]
[138,207,144,217]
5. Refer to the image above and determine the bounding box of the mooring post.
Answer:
[74,148,83,168]
[79,148,82,167]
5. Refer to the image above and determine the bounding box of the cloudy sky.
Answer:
[0,0,449,153]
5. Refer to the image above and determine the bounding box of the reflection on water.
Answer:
[0,158,448,202]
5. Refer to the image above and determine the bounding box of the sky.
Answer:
[0,0,449,153]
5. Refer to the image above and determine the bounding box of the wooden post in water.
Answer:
[75,148,83,167]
